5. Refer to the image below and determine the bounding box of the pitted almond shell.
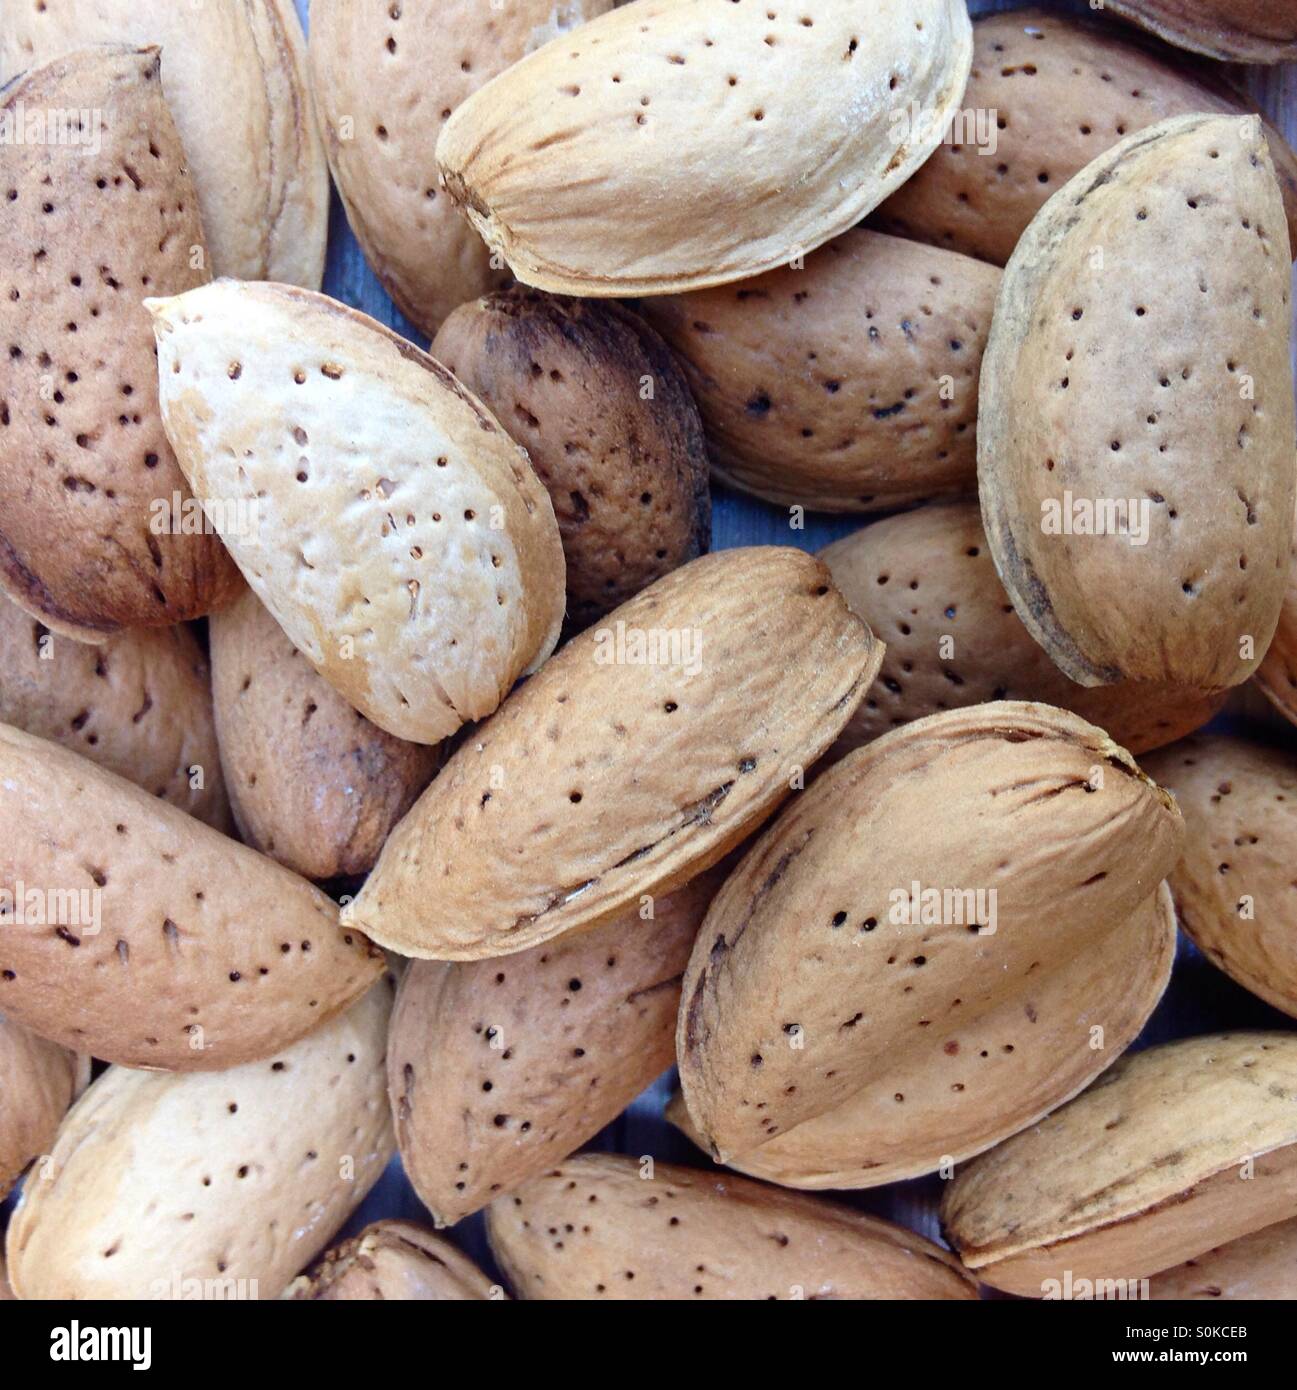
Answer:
[1143,736,1297,1019]
[0,722,384,1070]
[390,870,720,1225]
[309,0,613,335]
[1107,0,1297,64]
[486,1153,976,1300]
[284,1221,498,1301]
[0,47,242,641]
[1255,506,1297,725]
[1149,1215,1297,1300]
[352,547,882,959]
[436,0,973,296]
[0,1012,87,1199]
[676,701,1184,1163]
[667,882,1175,1189]
[639,231,1000,512]
[5,980,395,1301]
[0,592,231,830]
[942,1032,1297,1295]
[821,502,1224,757]
[978,114,1296,692]
[148,280,566,745]
[874,9,1297,264]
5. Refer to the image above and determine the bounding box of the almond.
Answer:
[309,0,613,334]
[390,870,719,1225]
[0,1011,86,1199]
[436,0,973,296]
[487,1153,976,1300]
[1149,1216,1297,1300]
[942,1032,1297,1295]
[352,547,882,959]
[5,980,395,1300]
[0,593,231,829]
[210,589,440,880]
[1107,0,1297,64]
[285,1221,499,1301]
[432,289,710,629]
[639,231,1000,512]
[1143,735,1297,1019]
[821,501,1223,757]
[148,280,566,745]
[874,8,1297,264]
[0,47,242,641]
[676,702,1182,1171]
[1256,508,1297,725]
[0,722,384,1070]
[979,114,1296,693]
[2,1,329,285]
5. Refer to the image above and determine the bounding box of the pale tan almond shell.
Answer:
[0,1012,84,1199]
[1255,505,1297,724]
[352,547,883,960]
[0,722,384,1070]
[1,0,328,285]
[676,701,1185,1163]
[0,47,242,642]
[1107,0,1297,64]
[390,870,720,1225]
[148,280,566,745]
[639,231,1000,512]
[308,0,613,335]
[668,883,1175,1189]
[5,980,395,1301]
[821,502,1224,757]
[874,9,1297,264]
[0,1252,12,1300]
[1149,1215,1297,1299]
[941,1032,1297,1294]
[210,588,440,879]
[1143,736,1297,1018]
[283,1220,499,1301]
[978,114,1296,693]
[0,594,231,829]
[486,1153,977,1300]
[436,0,973,296]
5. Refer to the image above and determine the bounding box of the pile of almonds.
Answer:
[1,0,1296,1305]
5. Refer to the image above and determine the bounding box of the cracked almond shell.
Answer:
[979,114,1296,693]
[351,547,883,959]
[1143,735,1297,1019]
[148,280,566,746]
[486,1153,976,1300]
[639,230,1000,512]
[821,501,1224,757]
[0,1011,87,1199]
[5,981,395,1300]
[1107,0,1297,64]
[0,722,384,1069]
[942,1032,1297,1295]
[436,0,973,296]
[875,8,1297,264]
[284,1221,499,1301]
[390,870,719,1225]
[676,701,1183,1169]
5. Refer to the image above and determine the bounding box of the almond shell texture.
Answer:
[1106,0,1297,64]
[284,1220,498,1301]
[1149,1215,1297,1299]
[436,0,974,295]
[639,230,1000,512]
[0,47,242,641]
[352,547,883,959]
[148,279,566,745]
[676,701,1184,1165]
[1,0,329,285]
[978,113,1296,692]
[309,0,614,334]
[0,1011,84,1199]
[942,1032,1297,1294]
[486,1153,977,1300]
[432,288,710,629]
[5,980,395,1300]
[821,502,1224,757]
[0,722,384,1070]
[875,8,1297,263]
[1255,507,1297,725]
